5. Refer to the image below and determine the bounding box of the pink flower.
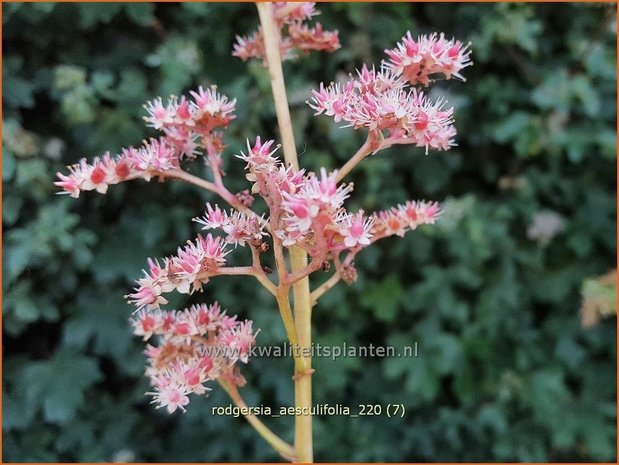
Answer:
[219,320,258,363]
[237,137,282,194]
[274,228,307,247]
[127,283,168,311]
[221,211,267,247]
[238,136,279,172]
[133,309,158,340]
[233,30,269,62]
[276,166,306,195]
[280,168,350,235]
[151,384,191,414]
[167,234,229,294]
[194,203,229,230]
[303,168,351,208]
[143,97,175,130]
[195,203,267,247]
[173,96,195,127]
[399,200,441,227]
[189,85,237,134]
[131,138,180,176]
[308,82,352,123]
[144,89,236,138]
[282,195,319,233]
[127,234,229,308]
[338,212,374,248]
[54,154,136,198]
[54,171,82,198]
[376,208,407,237]
[163,125,198,159]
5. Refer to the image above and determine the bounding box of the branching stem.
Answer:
[310,271,341,306]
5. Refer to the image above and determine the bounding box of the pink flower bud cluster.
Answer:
[233,2,340,63]
[143,86,236,141]
[372,200,441,239]
[385,32,472,86]
[309,65,457,153]
[55,86,237,198]
[54,138,180,198]
[127,234,229,310]
[132,302,256,413]
[194,204,268,248]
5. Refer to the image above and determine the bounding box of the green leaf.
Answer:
[19,350,102,424]
[429,332,463,375]
[359,274,403,322]
[78,3,122,28]
[124,3,155,26]
[62,294,136,365]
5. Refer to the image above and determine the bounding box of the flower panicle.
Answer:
[372,200,441,238]
[193,203,268,248]
[288,21,340,54]
[134,302,257,413]
[308,32,472,154]
[144,86,236,138]
[54,138,181,198]
[55,86,237,198]
[126,233,229,311]
[308,64,458,153]
[385,31,473,86]
[275,168,377,254]
[273,2,318,24]
[233,2,340,64]
[228,139,388,255]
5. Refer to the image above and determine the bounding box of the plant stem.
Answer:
[289,248,313,462]
[256,3,299,170]
[221,266,278,296]
[336,136,374,182]
[166,168,247,213]
[220,380,296,461]
[276,286,302,357]
[310,271,341,306]
[257,3,313,462]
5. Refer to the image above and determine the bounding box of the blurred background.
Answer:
[3,2,617,462]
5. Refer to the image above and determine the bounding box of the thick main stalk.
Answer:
[257,3,313,462]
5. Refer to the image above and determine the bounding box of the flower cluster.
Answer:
[371,200,441,239]
[132,302,256,413]
[280,168,374,251]
[233,2,340,63]
[308,31,471,154]
[309,65,457,153]
[194,204,268,248]
[236,137,377,256]
[144,86,236,142]
[54,138,180,198]
[55,86,236,198]
[127,234,229,310]
[385,32,472,86]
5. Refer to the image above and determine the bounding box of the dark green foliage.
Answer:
[3,3,616,462]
